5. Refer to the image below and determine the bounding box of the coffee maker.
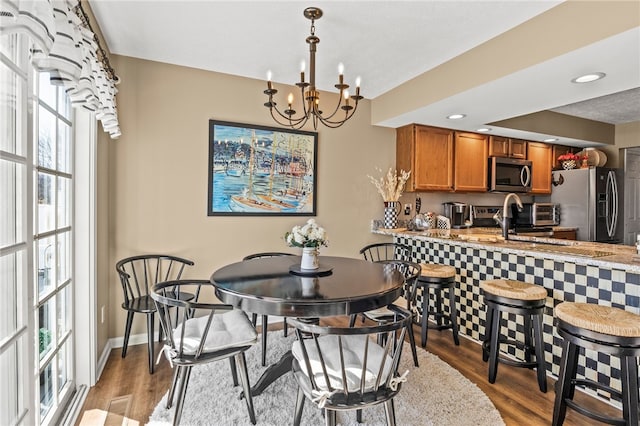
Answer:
[443,202,474,228]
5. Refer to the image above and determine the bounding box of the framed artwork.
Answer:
[207,120,318,216]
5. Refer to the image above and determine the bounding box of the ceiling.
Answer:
[88,1,640,146]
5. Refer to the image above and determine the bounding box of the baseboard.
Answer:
[96,340,112,381]
[109,332,149,349]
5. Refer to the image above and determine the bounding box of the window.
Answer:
[1,32,31,426]
[1,32,76,425]
[34,68,75,424]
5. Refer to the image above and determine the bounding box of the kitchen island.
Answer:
[374,227,640,406]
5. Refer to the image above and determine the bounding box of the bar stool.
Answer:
[553,302,640,426]
[480,279,547,392]
[417,263,459,347]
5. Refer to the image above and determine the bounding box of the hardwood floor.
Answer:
[77,321,621,425]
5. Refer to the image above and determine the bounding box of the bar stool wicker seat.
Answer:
[552,302,640,426]
[417,263,459,347]
[480,279,548,393]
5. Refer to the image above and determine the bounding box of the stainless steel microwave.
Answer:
[488,157,532,193]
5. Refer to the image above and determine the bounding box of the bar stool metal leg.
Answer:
[488,306,501,384]
[435,291,443,327]
[621,356,639,425]
[532,313,547,393]
[448,285,459,345]
[552,339,578,426]
[523,314,533,363]
[482,305,494,362]
[421,292,430,347]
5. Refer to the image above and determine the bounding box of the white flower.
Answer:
[284,219,328,248]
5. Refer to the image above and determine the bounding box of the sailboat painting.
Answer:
[207,120,318,216]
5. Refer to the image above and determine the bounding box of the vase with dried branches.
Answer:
[368,168,411,229]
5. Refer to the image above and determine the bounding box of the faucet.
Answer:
[499,193,523,239]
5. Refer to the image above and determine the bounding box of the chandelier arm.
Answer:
[269,101,308,126]
[317,101,360,127]
[315,91,351,121]
[269,107,309,130]
[317,113,350,128]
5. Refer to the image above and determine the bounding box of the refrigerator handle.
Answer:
[605,171,613,237]
[521,165,531,187]
[608,171,618,238]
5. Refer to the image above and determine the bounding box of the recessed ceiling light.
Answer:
[476,127,491,132]
[571,72,606,83]
[543,138,558,143]
[447,114,466,120]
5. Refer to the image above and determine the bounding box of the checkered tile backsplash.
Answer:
[397,236,640,406]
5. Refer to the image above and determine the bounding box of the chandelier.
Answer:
[263,7,362,130]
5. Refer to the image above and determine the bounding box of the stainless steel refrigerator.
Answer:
[550,167,623,243]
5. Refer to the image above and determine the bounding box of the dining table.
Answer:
[210,255,405,396]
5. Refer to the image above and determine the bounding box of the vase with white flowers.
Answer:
[285,219,328,270]
[368,168,411,229]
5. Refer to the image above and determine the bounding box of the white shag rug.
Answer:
[148,331,504,426]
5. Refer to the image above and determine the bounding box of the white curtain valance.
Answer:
[1,0,121,138]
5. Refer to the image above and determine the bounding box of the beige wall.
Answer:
[102,55,395,338]
[615,121,640,149]
[598,121,640,168]
[97,54,640,342]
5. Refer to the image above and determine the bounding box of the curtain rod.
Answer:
[75,1,117,82]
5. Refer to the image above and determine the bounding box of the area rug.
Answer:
[147,331,504,426]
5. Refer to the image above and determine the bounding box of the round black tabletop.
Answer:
[210,255,404,318]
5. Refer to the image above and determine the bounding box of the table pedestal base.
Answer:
[241,317,320,398]
[243,351,293,398]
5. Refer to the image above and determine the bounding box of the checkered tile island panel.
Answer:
[396,236,640,406]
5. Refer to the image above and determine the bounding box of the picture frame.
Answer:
[207,120,318,216]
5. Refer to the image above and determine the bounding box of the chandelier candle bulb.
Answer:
[300,61,305,82]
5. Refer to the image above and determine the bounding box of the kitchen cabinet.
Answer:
[454,132,488,192]
[553,229,577,240]
[552,144,580,170]
[489,136,527,159]
[396,124,454,192]
[527,142,552,194]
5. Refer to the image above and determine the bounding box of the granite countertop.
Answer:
[373,227,640,273]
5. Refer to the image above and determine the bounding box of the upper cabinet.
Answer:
[396,124,565,195]
[396,124,454,192]
[527,142,552,194]
[454,132,488,192]
[488,136,527,159]
[551,144,580,170]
